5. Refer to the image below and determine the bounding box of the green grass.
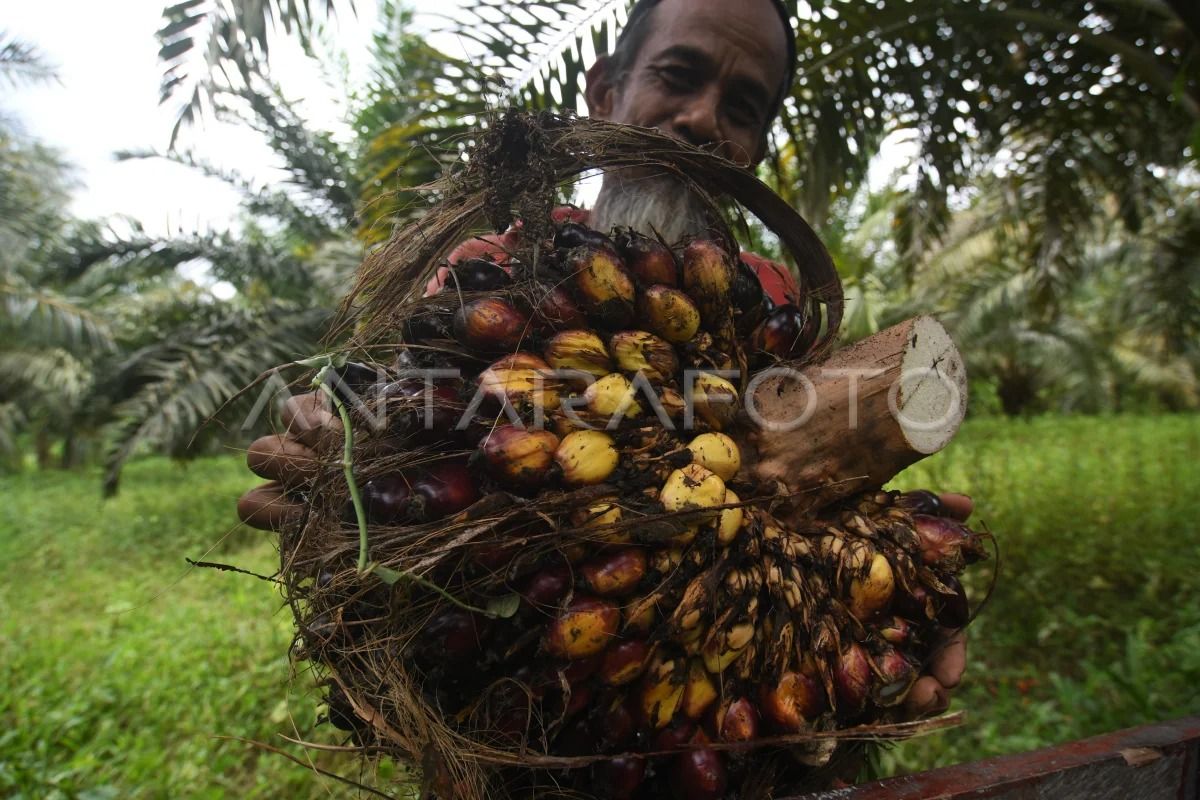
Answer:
[879,413,1200,775]
[1,415,1198,796]
[0,458,393,799]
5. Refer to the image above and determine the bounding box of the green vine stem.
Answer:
[307,359,514,619]
[313,364,370,573]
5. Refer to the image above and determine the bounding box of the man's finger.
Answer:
[237,482,303,531]
[937,492,974,521]
[282,392,341,448]
[247,434,320,485]
[929,628,967,689]
[903,676,949,718]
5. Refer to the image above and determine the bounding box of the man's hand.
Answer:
[236,393,339,531]
[903,491,972,718]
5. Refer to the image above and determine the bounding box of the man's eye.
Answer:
[726,101,760,128]
[654,66,695,91]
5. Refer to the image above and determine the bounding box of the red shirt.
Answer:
[425,207,801,306]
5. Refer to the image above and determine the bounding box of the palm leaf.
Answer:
[0,31,58,87]
[101,304,330,495]
[156,0,355,146]
[0,279,114,353]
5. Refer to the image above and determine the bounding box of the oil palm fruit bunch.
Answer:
[285,215,990,800]
[278,111,992,800]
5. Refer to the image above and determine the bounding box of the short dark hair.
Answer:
[607,0,797,124]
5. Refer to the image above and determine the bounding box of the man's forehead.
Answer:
[637,0,789,88]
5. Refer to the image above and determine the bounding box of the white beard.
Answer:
[589,171,714,246]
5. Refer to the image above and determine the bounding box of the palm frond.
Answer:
[101,304,330,495]
[0,280,114,353]
[0,31,58,87]
[439,0,624,111]
[115,147,339,239]
[156,0,355,146]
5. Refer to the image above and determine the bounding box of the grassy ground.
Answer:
[1,415,1198,796]
[880,413,1200,776]
[0,457,392,799]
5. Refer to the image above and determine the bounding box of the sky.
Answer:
[0,0,459,238]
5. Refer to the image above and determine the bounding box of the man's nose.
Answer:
[670,90,722,151]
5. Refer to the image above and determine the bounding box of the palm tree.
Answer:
[95,1,489,491]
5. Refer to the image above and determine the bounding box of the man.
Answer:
[239,0,968,726]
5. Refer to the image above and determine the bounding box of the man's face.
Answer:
[585,0,789,167]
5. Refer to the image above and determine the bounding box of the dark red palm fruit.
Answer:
[360,474,412,524]
[402,309,452,341]
[533,284,588,332]
[411,460,479,520]
[878,616,913,646]
[897,489,944,516]
[555,221,614,251]
[614,228,679,286]
[452,297,529,352]
[564,684,594,718]
[520,562,573,610]
[732,259,768,332]
[422,609,487,661]
[599,639,652,686]
[507,664,550,703]
[652,720,697,752]
[754,303,820,360]
[834,642,873,715]
[760,671,826,732]
[561,654,603,685]
[595,756,647,799]
[894,581,936,622]
[581,548,648,597]
[470,540,521,573]
[378,377,464,436]
[447,258,512,291]
[935,574,971,628]
[717,697,759,742]
[598,697,639,750]
[328,361,385,408]
[872,645,918,707]
[493,706,532,743]
[674,748,728,800]
[325,687,370,743]
[912,514,988,570]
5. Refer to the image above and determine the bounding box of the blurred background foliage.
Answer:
[1,1,1199,795]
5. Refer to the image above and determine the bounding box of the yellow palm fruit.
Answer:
[686,432,741,480]
[544,329,613,378]
[690,372,739,430]
[641,285,701,343]
[609,330,679,383]
[477,353,561,411]
[848,552,895,620]
[660,464,726,518]
[585,372,643,419]
[717,488,744,546]
[555,430,619,486]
